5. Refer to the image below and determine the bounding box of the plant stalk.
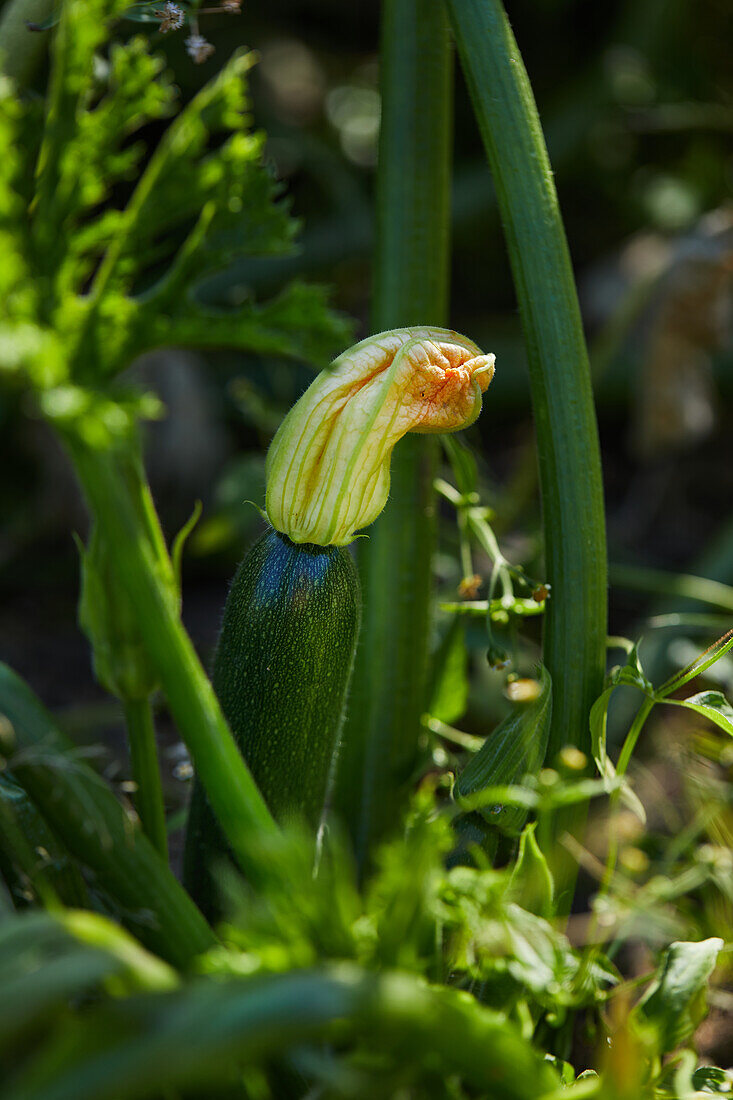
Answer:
[333,0,453,869]
[445,0,608,908]
[122,696,169,861]
[592,694,655,934]
[68,439,278,886]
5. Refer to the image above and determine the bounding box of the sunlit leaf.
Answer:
[661,690,733,737]
[507,822,554,919]
[655,628,733,700]
[2,0,349,400]
[635,937,723,1054]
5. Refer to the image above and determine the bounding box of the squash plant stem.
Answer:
[68,440,278,888]
[333,0,453,871]
[445,0,608,911]
[122,696,169,861]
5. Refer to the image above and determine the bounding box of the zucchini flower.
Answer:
[266,327,495,546]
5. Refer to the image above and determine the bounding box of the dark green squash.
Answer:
[183,528,360,916]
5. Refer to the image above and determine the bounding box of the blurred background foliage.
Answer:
[0,0,731,807]
[1,3,729,712]
[0,0,731,1083]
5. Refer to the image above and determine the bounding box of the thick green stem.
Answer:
[68,440,278,886]
[0,0,53,86]
[333,0,453,868]
[122,697,168,862]
[445,0,607,907]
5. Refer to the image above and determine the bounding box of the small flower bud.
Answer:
[532,583,550,603]
[486,642,510,670]
[266,327,495,546]
[458,573,482,599]
[155,2,185,33]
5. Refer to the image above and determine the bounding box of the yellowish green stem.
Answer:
[122,696,169,862]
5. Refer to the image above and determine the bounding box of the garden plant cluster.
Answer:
[0,0,731,1097]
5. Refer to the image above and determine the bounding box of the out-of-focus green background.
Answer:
[1,0,731,849]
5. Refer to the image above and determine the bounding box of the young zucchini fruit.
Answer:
[184,328,494,916]
[183,531,360,914]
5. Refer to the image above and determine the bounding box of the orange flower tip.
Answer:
[265,327,495,546]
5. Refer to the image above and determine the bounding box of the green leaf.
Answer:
[543,1054,576,1086]
[459,775,622,821]
[497,903,617,1012]
[34,1,173,282]
[691,1066,733,1094]
[507,822,554,918]
[87,51,292,305]
[458,783,540,815]
[504,904,574,998]
[661,690,733,737]
[0,919,124,1054]
[3,5,349,394]
[7,965,559,1100]
[0,662,214,966]
[0,909,175,1054]
[427,619,469,725]
[128,280,351,376]
[0,774,90,909]
[455,665,552,833]
[655,628,733,700]
[635,938,723,1054]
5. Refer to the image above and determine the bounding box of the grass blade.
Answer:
[445,0,607,906]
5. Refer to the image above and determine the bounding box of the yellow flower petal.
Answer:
[266,327,495,546]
